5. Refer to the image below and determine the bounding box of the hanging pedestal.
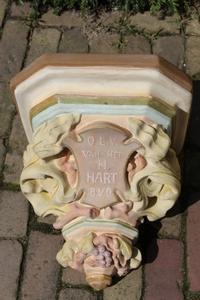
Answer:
[11,54,192,290]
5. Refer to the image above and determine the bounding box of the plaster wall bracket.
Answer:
[11,54,192,290]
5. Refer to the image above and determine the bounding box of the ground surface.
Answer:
[0,1,200,300]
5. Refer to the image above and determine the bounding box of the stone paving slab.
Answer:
[59,288,97,300]
[104,267,142,300]
[153,35,184,67]
[129,12,181,34]
[10,2,31,18]
[0,0,7,27]
[144,239,183,300]
[0,191,29,238]
[41,9,84,28]
[21,231,63,300]
[26,27,61,66]
[90,32,120,53]
[4,114,27,185]
[59,28,89,53]
[0,240,23,300]
[122,35,151,54]
[158,214,182,239]
[0,82,15,139]
[62,267,88,285]
[187,195,200,292]
[0,19,29,81]
[185,36,200,77]
[185,19,200,36]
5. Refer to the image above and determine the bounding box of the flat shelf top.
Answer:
[10,54,192,93]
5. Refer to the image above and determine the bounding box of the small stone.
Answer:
[0,240,23,300]
[0,20,29,81]
[59,288,97,300]
[4,114,27,185]
[0,82,15,139]
[123,35,151,54]
[0,0,7,26]
[129,12,181,34]
[187,196,200,291]
[41,10,84,28]
[10,2,31,18]
[90,32,119,53]
[186,19,200,36]
[144,239,183,300]
[59,28,88,53]
[62,268,88,285]
[153,35,184,67]
[185,36,200,77]
[26,28,61,65]
[104,267,142,300]
[0,191,29,238]
[21,231,63,300]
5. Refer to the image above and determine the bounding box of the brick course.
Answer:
[21,231,63,300]
[0,240,23,300]
[187,197,200,292]
[0,20,29,81]
[144,239,183,300]
[0,191,29,238]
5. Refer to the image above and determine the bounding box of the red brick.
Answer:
[187,198,200,291]
[21,231,63,300]
[0,191,29,238]
[144,239,183,300]
[0,240,23,300]
[59,288,97,300]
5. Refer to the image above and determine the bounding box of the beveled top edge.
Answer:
[10,54,192,93]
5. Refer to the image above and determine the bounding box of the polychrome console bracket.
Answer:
[11,54,192,290]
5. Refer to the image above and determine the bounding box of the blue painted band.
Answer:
[31,103,172,134]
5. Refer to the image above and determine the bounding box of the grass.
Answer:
[14,0,200,17]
